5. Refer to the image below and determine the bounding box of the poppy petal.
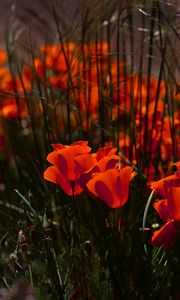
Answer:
[116,166,133,206]
[95,181,116,207]
[96,146,117,161]
[44,166,72,196]
[150,220,178,249]
[87,167,132,208]
[153,199,173,222]
[167,186,180,221]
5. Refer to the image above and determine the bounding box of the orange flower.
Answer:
[150,220,178,249]
[151,166,180,198]
[48,74,69,90]
[0,49,7,64]
[0,67,9,80]
[150,170,180,248]
[95,146,117,160]
[86,166,133,208]
[34,58,44,79]
[44,141,91,196]
[0,98,27,119]
[84,42,109,64]
[40,42,77,71]
[0,66,32,94]
[36,42,79,90]
[76,146,118,191]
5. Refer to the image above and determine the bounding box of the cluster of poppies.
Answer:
[0,42,179,182]
[34,42,179,180]
[0,49,31,120]
[44,140,180,249]
[44,141,134,208]
[34,42,179,176]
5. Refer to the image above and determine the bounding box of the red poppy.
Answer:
[76,146,118,191]
[44,141,91,196]
[151,172,180,198]
[0,49,7,64]
[86,166,133,208]
[150,182,180,248]
[0,98,27,119]
[84,42,109,64]
[95,146,117,160]
[150,220,178,249]
[36,42,79,90]
[34,58,44,79]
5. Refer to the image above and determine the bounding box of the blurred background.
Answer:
[0,0,179,79]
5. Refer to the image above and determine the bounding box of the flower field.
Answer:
[0,0,179,299]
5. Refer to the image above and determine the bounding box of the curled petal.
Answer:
[51,143,65,151]
[96,146,117,161]
[166,186,180,222]
[151,174,180,198]
[71,141,89,146]
[44,166,72,196]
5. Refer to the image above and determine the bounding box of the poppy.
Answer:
[86,166,133,208]
[34,58,44,79]
[44,141,91,196]
[150,219,178,249]
[0,98,27,120]
[151,169,180,198]
[0,49,7,64]
[76,146,118,191]
[150,178,180,248]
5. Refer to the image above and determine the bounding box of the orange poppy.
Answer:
[84,42,109,64]
[151,173,180,198]
[150,171,180,248]
[86,166,133,208]
[34,58,44,79]
[76,146,118,190]
[0,67,9,80]
[0,49,7,64]
[44,141,91,196]
[37,42,79,90]
[150,219,178,249]
[0,98,27,119]
[48,74,69,90]
[95,146,117,160]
